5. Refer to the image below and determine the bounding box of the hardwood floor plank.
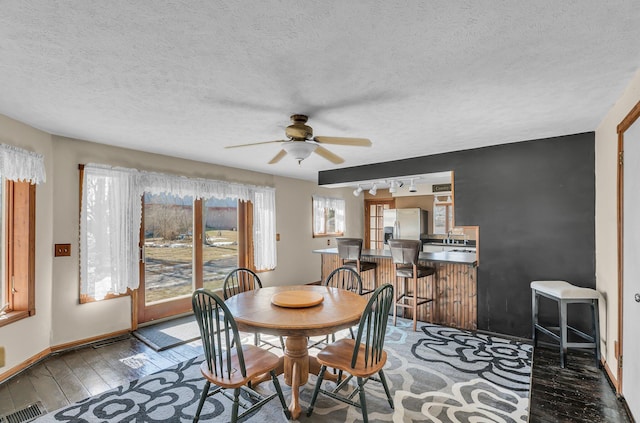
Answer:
[0,382,16,416]
[93,337,174,381]
[76,345,129,389]
[25,366,68,413]
[529,346,631,422]
[5,372,39,411]
[43,354,91,404]
[62,350,111,396]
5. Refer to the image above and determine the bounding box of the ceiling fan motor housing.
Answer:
[286,114,313,140]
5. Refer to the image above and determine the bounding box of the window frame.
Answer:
[312,196,345,238]
[0,180,36,327]
[433,200,454,235]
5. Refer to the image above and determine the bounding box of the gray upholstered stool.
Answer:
[531,280,601,368]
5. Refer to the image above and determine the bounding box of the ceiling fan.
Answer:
[225,114,372,165]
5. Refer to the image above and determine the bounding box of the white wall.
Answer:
[595,68,640,375]
[0,116,364,374]
[0,115,54,373]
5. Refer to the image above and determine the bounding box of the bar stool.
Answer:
[388,239,436,331]
[531,280,601,368]
[336,238,377,295]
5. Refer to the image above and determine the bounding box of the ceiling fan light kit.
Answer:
[283,141,317,165]
[225,114,372,166]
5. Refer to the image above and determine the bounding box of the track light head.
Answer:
[369,184,377,196]
[353,185,363,197]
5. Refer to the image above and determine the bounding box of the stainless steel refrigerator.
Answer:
[383,208,427,244]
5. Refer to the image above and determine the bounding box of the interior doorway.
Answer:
[364,199,395,249]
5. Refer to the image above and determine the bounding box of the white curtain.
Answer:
[252,188,277,270]
[80,166,142,299]
[0,143,46,184]
[80,164,277,298]
[313,195,345,234]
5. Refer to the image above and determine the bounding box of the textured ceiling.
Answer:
[1,1,639,181]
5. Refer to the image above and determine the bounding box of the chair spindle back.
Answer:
[192,289,246,380]
[324,266,363,295]
[352,284,394,369]
[223,267,262,299]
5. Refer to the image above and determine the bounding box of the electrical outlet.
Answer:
[55,243,71,257]
[327,239,331,246]
[0,346,5,367]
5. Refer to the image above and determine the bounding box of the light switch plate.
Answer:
[0,346,5,367]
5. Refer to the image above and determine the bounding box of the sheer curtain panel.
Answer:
[80,166,142,299]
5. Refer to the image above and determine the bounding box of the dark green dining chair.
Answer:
[307,284,395,423]
[191,288,290,423]
[223,267,285,350]
[318,266,363,343]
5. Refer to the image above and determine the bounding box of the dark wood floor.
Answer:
[530,346,631,422]
[0,334,633,422]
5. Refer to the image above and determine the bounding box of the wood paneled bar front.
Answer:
[314,248,478,330]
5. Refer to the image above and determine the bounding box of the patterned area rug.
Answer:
[34,319,532,422]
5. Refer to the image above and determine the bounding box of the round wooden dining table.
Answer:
[224,284,368,419]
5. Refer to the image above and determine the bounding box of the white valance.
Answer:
[0,143,46,184]
[80,163,277,299]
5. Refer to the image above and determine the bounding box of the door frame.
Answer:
[364,199,395,249]
[616,100,640,393]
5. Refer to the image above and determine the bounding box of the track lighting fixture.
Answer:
[369,184,377,196]
[388,181,397,194]
[408,179,417,193]
[353,185,363,197]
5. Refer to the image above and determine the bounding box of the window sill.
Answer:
[0,310,30,328]
[313,232,344,238]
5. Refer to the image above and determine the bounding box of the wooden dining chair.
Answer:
[324,266,362,340]
[223,267,285,350]
[308,266,364,350]
[307,284,395,423]
[191,289,290,423]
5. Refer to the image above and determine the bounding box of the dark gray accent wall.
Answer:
[319,132,595,338]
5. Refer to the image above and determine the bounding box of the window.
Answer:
[80,163,276,303]
[433,195,453,234]
[312,195,345,237]
[0,144,44,327]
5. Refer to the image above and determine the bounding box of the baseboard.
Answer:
[0,329,131,383]
[602,358,619,393]
[0,347,50,383]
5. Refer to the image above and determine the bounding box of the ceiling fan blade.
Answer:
[225,140,287,149]
[313,136,372,147]
[268,149,288,164]
[314,146,345,164]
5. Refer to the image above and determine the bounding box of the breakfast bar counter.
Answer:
[313,247,478,330]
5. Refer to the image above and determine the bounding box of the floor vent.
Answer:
[0,401,46,423]
[91,334,131,349]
